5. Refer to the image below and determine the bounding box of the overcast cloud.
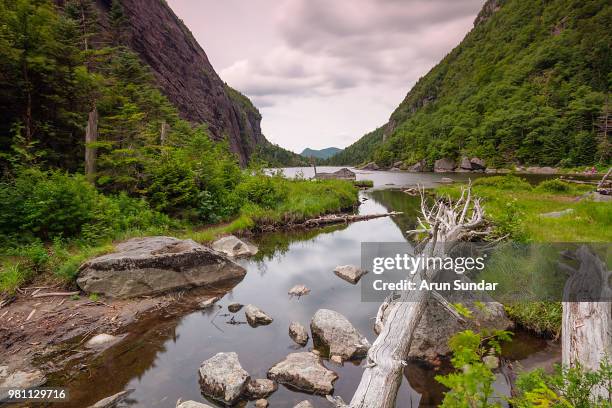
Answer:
[167,0,484,152]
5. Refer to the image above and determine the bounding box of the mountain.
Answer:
[331,0,611,168]
[300,147,343,159]
[91,0,266,165]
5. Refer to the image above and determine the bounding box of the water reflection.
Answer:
[41,189,553,408]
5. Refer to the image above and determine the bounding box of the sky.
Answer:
[166,0,485,153]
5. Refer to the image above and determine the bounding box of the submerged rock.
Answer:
[268,352,338,395]
[198,352,249,405]
[176,401,213,408]
[0,367,46,401]
[310,309,370,361]
[212,235,258,258]
[89,390,134,408]
[245,378,277,399]
[228,303,243,313]
[77,237,246,298]
[288,322,309,346]
[245,304,273,327]
[333,265,367,284]
[288,284,311,297]
[255,399,269,408]
[85,333,119,348]
[294,401,315,408]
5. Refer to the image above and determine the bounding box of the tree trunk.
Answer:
[85,107,98,182]
[562,245,612,399]
[160,121,170,145]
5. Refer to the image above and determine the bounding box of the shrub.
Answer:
[473,175,532,190]
[536,179,571,193]
[235,174,288,209]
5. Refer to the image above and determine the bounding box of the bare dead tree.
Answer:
[330,183,488,408]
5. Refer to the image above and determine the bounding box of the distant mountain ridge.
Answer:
[329,0,611,167]
[300,147,343,159]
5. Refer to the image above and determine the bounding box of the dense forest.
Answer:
[329,0,611,168]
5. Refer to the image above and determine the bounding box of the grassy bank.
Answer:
[0,173,357,295]
[436,175,611,336]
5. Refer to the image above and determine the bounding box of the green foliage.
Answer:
[512,361,612,407]
[472,175,532,191]
[536,179,572,193]
[353,179,374,188]
[436,329,513,408]
[338,0,611,167]
[505,302,563,337]
[235,174,288,210]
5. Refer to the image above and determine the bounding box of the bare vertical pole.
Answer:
[85,107,98,183]
[160,121,169,146]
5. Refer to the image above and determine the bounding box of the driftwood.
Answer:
[32,291,80,298]
[561,246,612,399]
[331,184,487,408]
[299,212,402,228]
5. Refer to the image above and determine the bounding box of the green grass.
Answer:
[0,178,357,295]
[436,176,611,336]
[354,180,374,188]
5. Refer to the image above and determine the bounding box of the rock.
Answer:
[289,322,309,346]
[434,158,456,172]
[526,166,558,174]
[459,157,473,170]
[393,160,404,168]
[310,309,370,360]
[85,333,119,348]
[330,355,343,364]
[0,368,46,401]
[176,401,213,408]
[333,265,367,284]
[407,160,427,172]
[483,355,499,369]
[228,303,243,313]
[294,401,315,408]
[540,208,574,218]
[375,297,512,361]
[199,296,220,309]
[470,157,486,170]
[268,352,338,395]
[245,304,273,327]
[485,168,497,174]
[389,167,402,172]
[255,399,269,408]
[211,235,258,258]
[288,284,311,297]
[497,168,511,174]
[245,378,277,399]
[89,390,134,408]
[77,237,246,298]
[439,177,455,184]
[360,162,380,171]
[176,401,212,408]
[198,352,249,405]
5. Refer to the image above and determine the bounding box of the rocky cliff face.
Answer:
[96,0,266,165]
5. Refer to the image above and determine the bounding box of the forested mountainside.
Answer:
[300,147,342,160]
[329,0,611,168]
[0,0,270,168]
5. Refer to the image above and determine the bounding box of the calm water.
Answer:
[43,171,559,408]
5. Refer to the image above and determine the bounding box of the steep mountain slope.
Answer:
[334,0,611,167]
[300,147,342,159]
[94,0,267,165]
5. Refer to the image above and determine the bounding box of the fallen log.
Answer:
[331,184,488,408]
[301,212,402,227]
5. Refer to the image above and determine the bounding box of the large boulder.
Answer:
[434,158,456,173]
[0,367,46,401]
[360,162,380,171]
[310,309,370,361]
[245,304,273,327]
[211,235,258,258]
[407,160,427,172]
[470,157,486,170]
[77,237,246,298]
[198,352,250,405]
[89,390,134,408]
[375,297,512,361]
[459,157,473,170]
[268,352,337,395]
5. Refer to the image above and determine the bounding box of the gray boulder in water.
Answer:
[76,237,246,298]
[268,352,337,395]
[212,235,258,258]
[198,352,250,405]
[310,309,370,361]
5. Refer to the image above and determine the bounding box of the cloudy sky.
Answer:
[166,0,484,153]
